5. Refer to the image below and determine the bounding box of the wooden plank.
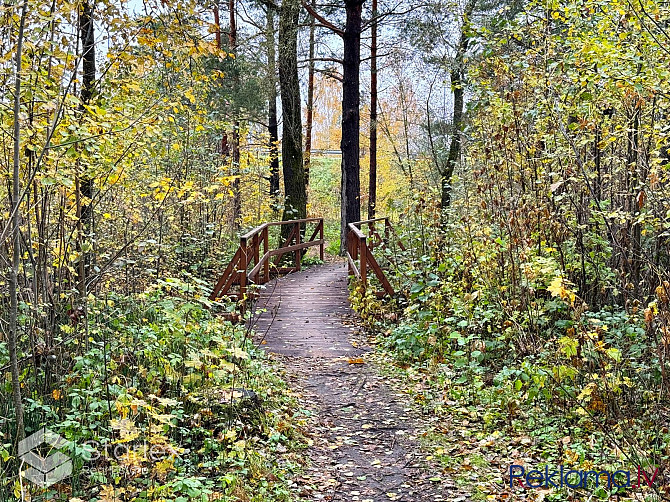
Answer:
[252,233,260,268]
[267,217,323,227]
[319,220,324,261]
[240,223,269,241]
[295,222,301,271]
[250,263,365,358]
[360,238,367,289]
[347,252,360,278]
[273,223,298,265]
[347,232,354,275]
[351,217,388,226]
[218,270,240,301]
[269,239,324,257]
[367,249,394,296]
[347,223,365,239]
[263,226,269,283]
[276,266,299,274]
[210,247,240,299]
[307,222,321,243]
[214,218,335,310]
[249,252,272,282]
[239,240,248,300]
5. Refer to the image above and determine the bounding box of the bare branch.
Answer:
[301,0,344,36]
[299,56,344,64]
[258,0,279,10]
[315,67,343,82]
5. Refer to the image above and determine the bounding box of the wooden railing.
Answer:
[346,217,405,297]
[210,218,324,301]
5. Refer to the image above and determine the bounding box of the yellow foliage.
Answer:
[548,276,577,306]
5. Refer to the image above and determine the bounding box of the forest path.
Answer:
[250,263,472,502]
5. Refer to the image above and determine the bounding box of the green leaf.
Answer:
[605,347,621,362]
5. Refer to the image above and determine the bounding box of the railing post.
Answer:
[295,221,301,271]
[347,230,352,275]
[360,235,367,291]
[319,219,324,261]
[263,226,269,283]
[369,222,375,251]
[239,237,248,301]
[252,232,259,272]
[384,218,390,246]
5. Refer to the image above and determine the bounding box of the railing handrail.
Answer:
[347,222,366,239]
[346,217,402,298]
[240,217,324,241]
[351,217,388,227]
[211,218,325,302]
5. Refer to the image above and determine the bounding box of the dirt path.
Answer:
[250,263,472,502]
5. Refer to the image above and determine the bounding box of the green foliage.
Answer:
[0,290,306,501]
[307,157,340,217]
[351,190,670,497]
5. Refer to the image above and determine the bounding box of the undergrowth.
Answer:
[0,279,307,502]
[350,205,670,501]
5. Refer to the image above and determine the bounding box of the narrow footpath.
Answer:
[250,263,472,502]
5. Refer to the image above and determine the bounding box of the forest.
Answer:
[1,0,670,500]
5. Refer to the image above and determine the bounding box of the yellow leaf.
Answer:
[227,347,249,360]
[547,276,564,298]
[548,276,576,305]
[110,418,140,442]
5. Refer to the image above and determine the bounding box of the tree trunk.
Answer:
[367,0,378,219]
[213,4,234,196]
[304,0,316,186]
[340,0,364,253]
[629,104,641,290]
[77,0,96,294]
[9,0,29,442]
[440,0,475,213]
[213,5,222,48]
[278,0,306,235]
[229,0,242,229]
[266,5,280,207]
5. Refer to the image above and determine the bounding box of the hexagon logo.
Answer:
[18,428,72,487]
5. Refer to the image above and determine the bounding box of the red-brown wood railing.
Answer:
[210,218,324,301]
[346,217,405,297]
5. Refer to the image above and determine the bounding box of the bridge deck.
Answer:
[248,263,465,501]
[251,262,364,358]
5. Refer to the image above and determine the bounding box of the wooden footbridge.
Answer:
[211,220,455,501]
[209,217,405,304]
